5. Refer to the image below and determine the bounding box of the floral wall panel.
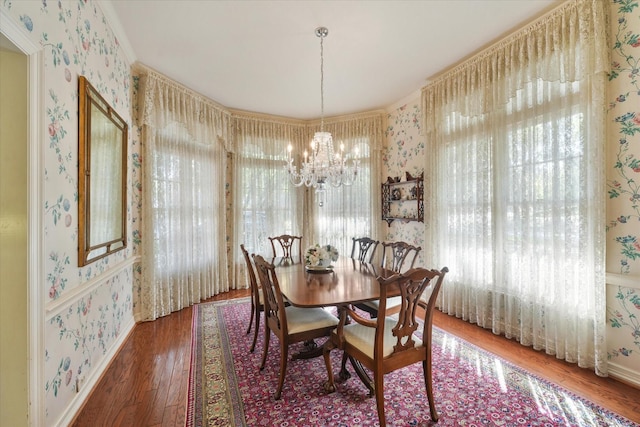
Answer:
[607,0,640,276]
[130,72,143,318]
[383,98,426,266]
[44,272,133,416]
[4,0,133,295]
[605,0,640,377]
[1,0,137,423]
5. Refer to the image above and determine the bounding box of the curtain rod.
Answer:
[134,62,230,113]
[135,62,385,126]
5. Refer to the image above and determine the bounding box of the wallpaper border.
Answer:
[607,272,640,290]
[45,256,140,318]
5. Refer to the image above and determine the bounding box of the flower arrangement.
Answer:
[305,244,339,267]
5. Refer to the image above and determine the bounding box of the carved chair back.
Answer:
[350,237,380,263]
[268,234,303,260]
[381,241,421,273]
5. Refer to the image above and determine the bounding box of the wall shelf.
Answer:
[381,172,424,226]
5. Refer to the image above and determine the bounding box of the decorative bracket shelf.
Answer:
[381,172,424,226]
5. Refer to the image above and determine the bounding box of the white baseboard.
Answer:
[608,361,640,389]
[54,316,136,427]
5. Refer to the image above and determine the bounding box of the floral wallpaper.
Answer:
[383,1,640,386]
[1,0,138,424]
[607,0,640,275]
[605,0,640,375]
[382,101,426,267]
[130,72,143,318]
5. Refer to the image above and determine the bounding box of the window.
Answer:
[150,123,221,274]
[237,137,304,256]
[316,139,373,256]
[424,0,607,372]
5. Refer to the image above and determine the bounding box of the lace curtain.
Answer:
[422,0,608,374]
[232,113,308,259]
[138,70,233,321]
[232,111,385,286]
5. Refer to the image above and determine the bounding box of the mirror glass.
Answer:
[78,76,127,266]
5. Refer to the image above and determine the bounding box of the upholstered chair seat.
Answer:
[285,306,339,335]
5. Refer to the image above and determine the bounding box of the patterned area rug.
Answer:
[186,298,638,426]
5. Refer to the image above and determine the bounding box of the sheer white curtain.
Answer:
[311,113,385,256]
[232,111,385,288]
[422,0,608,374]
[138,70,232,321]
[232,114,308,287]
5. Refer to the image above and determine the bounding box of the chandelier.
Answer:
[285,27,360,206]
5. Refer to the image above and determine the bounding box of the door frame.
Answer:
[1,9,45,426]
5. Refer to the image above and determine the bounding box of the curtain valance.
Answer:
[137,66,234,152]
[422,0,609,121]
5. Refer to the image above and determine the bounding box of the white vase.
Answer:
[318,258,332,267]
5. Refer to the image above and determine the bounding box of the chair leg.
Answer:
[422,359,439,422]
[259,324,270,370]
[274,341,288,400]
[374,372,386,427]
[246,301,255,334]
[249,307,260,353]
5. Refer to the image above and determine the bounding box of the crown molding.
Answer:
[385,89,422,114]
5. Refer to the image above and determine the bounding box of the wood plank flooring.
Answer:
[71,289,640,426]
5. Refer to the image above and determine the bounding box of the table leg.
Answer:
[338,352,351,381]
[291,339,324,360]
[349,356,374,397]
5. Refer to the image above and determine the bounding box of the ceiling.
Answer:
[104,0,561,120]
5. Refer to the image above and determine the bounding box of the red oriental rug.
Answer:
[186,298,638,426]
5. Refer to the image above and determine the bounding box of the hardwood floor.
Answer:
[433,311,640,423]
[71,289,640,426]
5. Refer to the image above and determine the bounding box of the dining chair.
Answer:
[252,254,339,400]
[268,234,303,260]
[357,240,422,318]
[240,244,263,353]
[350,237,379,263]
[381,240,421,273]
[323,266,448,427]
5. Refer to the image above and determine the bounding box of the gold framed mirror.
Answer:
[78,76,127,266]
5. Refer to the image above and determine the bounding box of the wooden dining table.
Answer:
[267,255,399,393]
[260,256,400,395]
[271,256,398,308]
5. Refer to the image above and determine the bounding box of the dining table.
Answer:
[267,255,400,394]
[271,255,398,308]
